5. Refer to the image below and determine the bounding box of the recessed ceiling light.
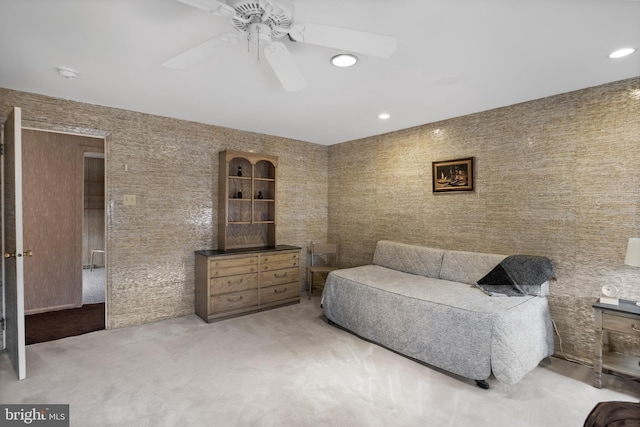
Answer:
[330,54,358,67]
[56,66,79,79]
[609,48,636,59]
[378,113,391,120]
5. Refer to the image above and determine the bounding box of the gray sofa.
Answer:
[321,241,555,387]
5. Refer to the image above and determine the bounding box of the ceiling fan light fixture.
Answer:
[609,48,636,59]
[331,53,358,67]
[248,23,271,45]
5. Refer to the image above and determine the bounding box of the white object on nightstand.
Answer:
[600,285,619,305]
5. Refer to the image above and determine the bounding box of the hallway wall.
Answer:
[83,157,105,268]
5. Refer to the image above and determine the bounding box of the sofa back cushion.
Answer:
[373,241,444,278]
[439,250,507,285]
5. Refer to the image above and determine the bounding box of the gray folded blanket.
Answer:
[475,255,555,296]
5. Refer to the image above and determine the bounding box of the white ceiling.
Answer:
[1,0,639,146]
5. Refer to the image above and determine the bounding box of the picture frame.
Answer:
[432,157,474,192]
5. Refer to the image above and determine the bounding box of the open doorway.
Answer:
[82,153,105,305]
[21,129,106,344]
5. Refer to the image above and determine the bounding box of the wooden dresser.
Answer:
[195,246,301,322]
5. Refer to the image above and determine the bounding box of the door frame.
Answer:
[22,126,108,318]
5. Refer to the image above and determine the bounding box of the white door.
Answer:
[2,107,26,380]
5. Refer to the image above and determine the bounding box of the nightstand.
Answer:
[592,299,640,388]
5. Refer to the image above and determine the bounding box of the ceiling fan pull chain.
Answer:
[256,26,261,63]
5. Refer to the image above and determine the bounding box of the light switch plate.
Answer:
[124,195,136,206]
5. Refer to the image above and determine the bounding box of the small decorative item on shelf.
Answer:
[257,191,264,199]
[237,166,242,177]
[237,191,242,199]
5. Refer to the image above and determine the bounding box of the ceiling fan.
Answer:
[163,0,398,91]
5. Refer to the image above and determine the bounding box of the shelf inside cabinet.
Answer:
[254,178,275,200]
[253,199,275,222]
[228,199,252,223]
[228,157,252,179]
[255,160,276,179]
[603,352,640,377]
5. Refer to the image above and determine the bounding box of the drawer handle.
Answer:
[227,295,243,302]
[228,278,244,285]
[274,272,288,278]
[632,324,640,332]
[273,287,287,294]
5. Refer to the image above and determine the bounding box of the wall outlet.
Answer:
[124,195,136,206]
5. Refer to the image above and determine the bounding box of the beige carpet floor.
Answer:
[82,267,105,305]
[1,297,639,426]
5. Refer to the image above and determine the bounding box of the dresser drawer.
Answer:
[210,272,258,294]
[260,252,299,271]
[260,267,299,287]
[210,289,258,312]
[210,256,258,277]
[603,313,640,337]
[210,255,258,269]
[261,283,299,305]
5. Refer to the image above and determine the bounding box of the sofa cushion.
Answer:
[439,250,507,285]
[372,240,444,278]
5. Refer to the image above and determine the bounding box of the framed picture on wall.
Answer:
[432,157,474,192]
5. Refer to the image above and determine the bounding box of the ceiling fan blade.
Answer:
[263,42,307,92]
[288,22,397,58]
[163,33,240,69]
[176,0,236,17]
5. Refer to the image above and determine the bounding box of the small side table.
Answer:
[592,299,640,388]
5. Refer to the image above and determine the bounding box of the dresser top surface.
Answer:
[196,245,300,257]
[593,299,640,316]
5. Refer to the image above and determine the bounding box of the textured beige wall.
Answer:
[0,88,328,330]
[2,78,638,363]
[328,77,640,362]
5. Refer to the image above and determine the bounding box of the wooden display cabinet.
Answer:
[199,150,299,322]
[219,150,278,251]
